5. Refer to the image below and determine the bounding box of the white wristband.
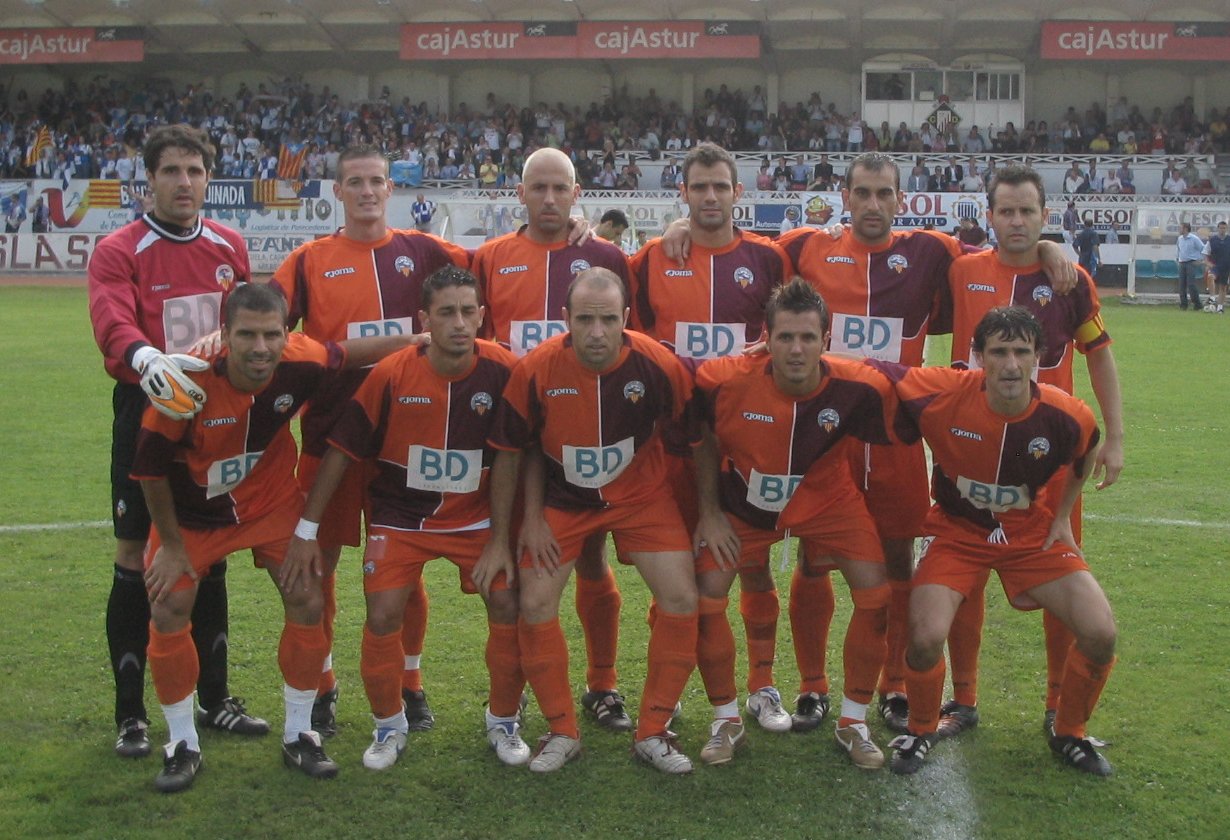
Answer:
[294,518,319,541]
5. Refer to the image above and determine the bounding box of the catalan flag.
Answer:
[85,180,123,209]
[276,142,308,180]
[25,126,51,168]
[253,178,300,209]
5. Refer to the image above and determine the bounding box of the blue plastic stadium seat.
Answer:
[1155,259,1180,280]
[1133,259,1155,279]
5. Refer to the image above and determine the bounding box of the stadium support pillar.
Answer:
[436,76,451,117]
[518,76,531,109]
[1193,78,1207,122]
[680,73,694,116]
[767,76,780,118]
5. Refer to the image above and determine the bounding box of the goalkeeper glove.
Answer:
[133,346,210,420]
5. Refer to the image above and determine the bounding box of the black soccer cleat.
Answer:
[790,692,831,732]
[116,717,152,758]
[877,693,910,735]
[888,732,938,775]
[1049,733,1113,777]
[936,700,980,738]
[282,731,339,779]
[312,687,339,738]
[198,697,271,737]
[154,740,202,793]
[402,688,435,732]
[581,690,634,732]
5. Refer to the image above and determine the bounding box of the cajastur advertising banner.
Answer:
[401,21,759,60]
[0,27,143,64]
[1041,21,1230,61]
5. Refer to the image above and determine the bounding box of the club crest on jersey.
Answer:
[215,264,235,289]
[623,380,646,403]
[1027,436,1051,459]
[570,259,592,275]
[273,394,295,414]
[1032,286,1054,306]
[733,267,754,288]
[817,408,840,431]
[470,391,494,415]
[887,254,909,274]
[395,256,414,277]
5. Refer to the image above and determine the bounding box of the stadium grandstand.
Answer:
[2,0,1229,294]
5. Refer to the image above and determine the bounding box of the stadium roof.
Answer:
[5,1,1230,75]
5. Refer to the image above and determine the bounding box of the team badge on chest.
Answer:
[623,380,645,403]
[1027,436,1051,459]
[733,267,754,288]
[817,408,840,431]
[395,256,415,277]
[470,392,493,415]
[1032,286,1054,306]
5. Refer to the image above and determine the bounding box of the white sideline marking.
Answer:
[1084,513,1230,531]
[900,746,978,838]
[0,520,109,534]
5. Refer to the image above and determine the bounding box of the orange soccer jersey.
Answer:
[628,230,789,361]
[778,227,961,366]
[488,330,693,511]
[327,339,517,532]
[694,354,896,532]
[270,229,470,454]
[947,249,1111,394]
[472,231,629,357]
[871,363,1100,544]
[131,334,342,529]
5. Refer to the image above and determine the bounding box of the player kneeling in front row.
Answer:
[878,307,1117,777]
[285,266,530,771]
[135,284,419,793]
[690,278,895,769]
[482,267,700,774]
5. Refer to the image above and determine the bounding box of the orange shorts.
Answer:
[848,440,930,541]
[665,453,699,534]
[696,495,884,575]
[362,526,508,595]
[144,501,301,593]
[297,453,372,548]
[914,522,1090,610]
[529,494,691,569]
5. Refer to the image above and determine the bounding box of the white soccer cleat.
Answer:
[362,727,407,771]
[486,719,531,766]
[528,733,581,773]
[633,732,693,775]
[746,686,792,733]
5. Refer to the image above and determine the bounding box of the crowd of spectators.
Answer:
[0,76,1226,191]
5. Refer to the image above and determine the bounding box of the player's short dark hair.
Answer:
[565,266,628,311]
[337,144,389,178]
[224,282,287,326]
[972,305,1045,355]
[600,209,629,228]
[764,277,830,334]
[421,264,482,310]
[846,152,901,191]
[143,124,215,175]
[987,164,1046,211]
[683,142,738,185]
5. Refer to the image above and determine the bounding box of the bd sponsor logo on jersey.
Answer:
[817,408,840,431]
[733,267,754,289]
[826,255,855,265]
[956,475,1030,512]
[273,394,294,414]
[323,267,356,279]
[563,437,635,489]
[887,254,909,274]
[498,264,528,275]
[206,451,264,499]
[395,256,415,277]
[623,380,645,403]
[408,445,483,494]
[1032,286,1054,306]
[215,264,235,289]
[470,391,493,415]
[747,468,802,513]
[1027,436,1051,459]
[569,259,591,275]
[966,283,996,293]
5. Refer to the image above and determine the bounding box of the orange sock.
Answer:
[279,620,329,691]
[317,571,337,694]
[636,610,697,740]
[1053,646,1115,739]
[401,583,428,693]
[843,585,889,706]
[878,580,911,696]
[740,587,779,694]
[948,584,985,707]
[486,621,524,719]
[148,623,198,706]
[519,617,578,739]
[575,568,621,692]
[904,657,946,735]
[360,625,405,719]
[789,569,834,695]
[696,596,736,706]
[1043,609,1075,710]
